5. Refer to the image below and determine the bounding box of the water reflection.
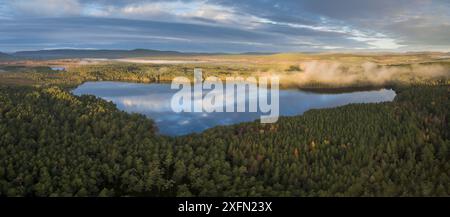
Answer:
[73,81,396,136]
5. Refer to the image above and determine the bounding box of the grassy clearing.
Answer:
[0,52,449,88]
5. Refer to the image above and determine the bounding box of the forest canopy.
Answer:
[0,84,448,196]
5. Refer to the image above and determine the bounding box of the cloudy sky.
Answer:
[0,0,449,52]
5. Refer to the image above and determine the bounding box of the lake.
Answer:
[73,81,396,136]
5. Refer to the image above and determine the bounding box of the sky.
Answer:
[0,0,449,52]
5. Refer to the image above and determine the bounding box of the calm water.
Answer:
[73,81,396,136]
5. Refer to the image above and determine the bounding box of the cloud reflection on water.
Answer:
[73,81,396,136]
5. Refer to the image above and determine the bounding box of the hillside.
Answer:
[12,49,186,59]
[0,52,15,61]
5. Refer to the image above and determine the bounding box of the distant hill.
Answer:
[0,52,16,61]
[8,49,280,60]
[238,52,278,55]
[12,49,190,59]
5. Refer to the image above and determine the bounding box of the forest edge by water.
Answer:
[0,56,449,196]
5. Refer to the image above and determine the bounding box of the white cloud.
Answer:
[80,0,264,28]
[349,36,404,50]
[11,0,82,17]
[258,17,404,50]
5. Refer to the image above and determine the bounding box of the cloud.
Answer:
[297,0,424,20]
[294,0,450,50]
[383,16,450,48]
[10,0,82,17]
[0,17,281,52]
[0,0,449,52]
[79,0,267,29]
